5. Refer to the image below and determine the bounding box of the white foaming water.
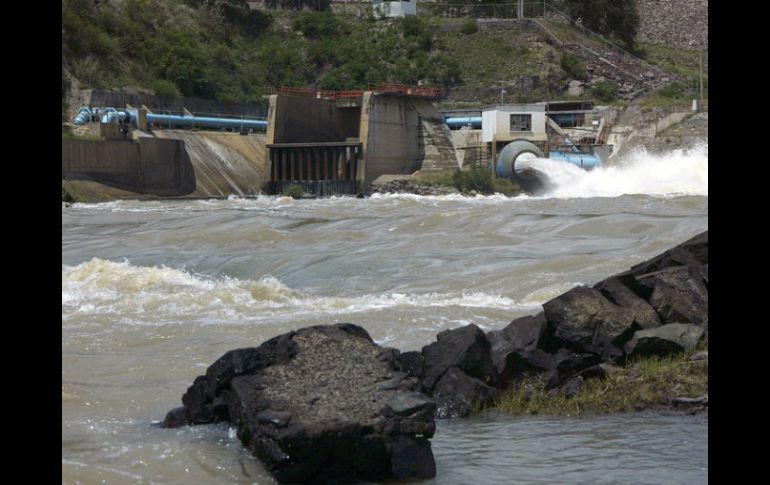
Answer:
[62,258,538,323]
[533,144,708,198]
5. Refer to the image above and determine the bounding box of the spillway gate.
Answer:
[267,142,362,196]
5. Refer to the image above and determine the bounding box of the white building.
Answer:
[373,0,417,18]
[481,104,548,143]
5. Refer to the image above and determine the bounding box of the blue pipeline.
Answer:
[145,113,267,131]
[548,150,602,170]
[72,107,268,131]
[445,116,481,128]
[73,107,93,125]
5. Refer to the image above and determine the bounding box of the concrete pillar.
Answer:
[299,149,304,180]
[138,108,148,131]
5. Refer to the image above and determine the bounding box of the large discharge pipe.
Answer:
[495,139,602,193]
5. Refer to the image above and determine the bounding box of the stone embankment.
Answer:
[166,231,707,483]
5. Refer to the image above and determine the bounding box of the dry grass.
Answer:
[498,342,708,416]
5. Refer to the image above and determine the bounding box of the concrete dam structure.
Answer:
[62,92,459,201]
[266,91,458,195]
[62,132,268,201]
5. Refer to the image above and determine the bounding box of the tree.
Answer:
[561,0,639,50]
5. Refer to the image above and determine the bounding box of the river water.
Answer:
[62,145,708,484]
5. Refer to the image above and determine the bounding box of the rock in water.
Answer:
[164,324,436,483]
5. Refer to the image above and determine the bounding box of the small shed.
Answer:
[373,0,417,18]
[481,104,548,143]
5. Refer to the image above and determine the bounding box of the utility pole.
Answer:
[699,49,704,112]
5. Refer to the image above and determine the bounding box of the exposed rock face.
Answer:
[636,0,708,50]
[164,324,436,483]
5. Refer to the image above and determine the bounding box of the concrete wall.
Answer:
[63,131,269,201]
[411,98,460,172]
[152,131,269,197]
[62,138,195,199]
[336,106,362,140]
[359,93,421,186]
[359,93,460,186]
[451,129,485,169]
[267,95,349,144]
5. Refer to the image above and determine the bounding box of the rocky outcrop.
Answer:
[487,230,707,389]
[637,0,708,50]
[165,231,708,482]
[164,324,436,483]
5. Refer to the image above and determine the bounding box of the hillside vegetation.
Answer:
[62,0,702,113]
[62,0,464,104]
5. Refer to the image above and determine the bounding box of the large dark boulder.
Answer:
[541,286,638,361]
[164,324,437,483]
[633,265,708,325]
[544,348,603,390]
[594,277,662,330]
[432,367,499,419]
[629,231,708,275]
[487,313,552,384]
[421,324,498,391]
[624,323,706,359]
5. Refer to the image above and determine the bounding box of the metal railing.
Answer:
[265,84,446,99]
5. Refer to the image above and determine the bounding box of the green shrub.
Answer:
[283,184,304,199]
[491,177,521,196]
[452,168,493,194]
[461,20,479,35]
[560,53,586,80]
[292,12,349,39]
[150,78,181,98]
[592,80,618,102]
[656,81,687,99]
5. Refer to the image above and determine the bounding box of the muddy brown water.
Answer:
[63,157,708,484]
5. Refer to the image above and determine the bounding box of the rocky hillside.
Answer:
[637,0,708,50]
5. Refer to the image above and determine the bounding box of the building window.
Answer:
[510,114,532,132]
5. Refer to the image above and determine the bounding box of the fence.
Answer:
[264,84,446,99]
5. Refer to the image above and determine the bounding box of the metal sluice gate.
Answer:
[267,142,362,196]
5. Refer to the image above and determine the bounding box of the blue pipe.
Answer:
[72,107,268,132]
[145,113,267,131]
[73,107,92,125]
[445,116,481,129]
[548,150,602,170]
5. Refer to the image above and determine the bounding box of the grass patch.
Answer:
[62,185,75,203]
[282,184,304,199]
[413,169,522,196]
[498,342,708,416]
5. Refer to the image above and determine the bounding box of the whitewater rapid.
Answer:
[530,143,708,198]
